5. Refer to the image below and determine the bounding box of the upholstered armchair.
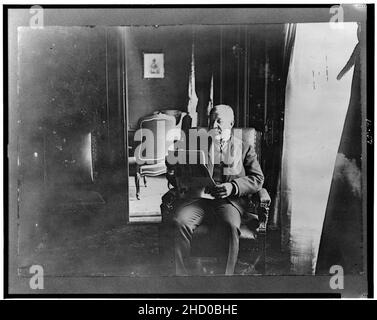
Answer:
[159,127,271,274]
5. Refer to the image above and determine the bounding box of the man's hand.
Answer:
[210,183,234,199]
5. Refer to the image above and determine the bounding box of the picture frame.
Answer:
[143,52,164,78]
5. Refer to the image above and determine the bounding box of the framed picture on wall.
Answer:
[143,52,164,78]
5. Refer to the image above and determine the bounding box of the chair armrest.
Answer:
[165,155,178,189]
[161,188,178,222]
[257,188,271,205]
[250,188,271,233]
[166,168,177,189]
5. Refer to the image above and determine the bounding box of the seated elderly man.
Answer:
[168,104,264,275]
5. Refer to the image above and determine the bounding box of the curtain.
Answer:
[269,24,296,230]
[281,23,358,274]
[194,26,220,127]
[316,23,363,275]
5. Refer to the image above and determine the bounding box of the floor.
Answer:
[18,225,289,278]
[128,175,168,223]
[16,176,290,278]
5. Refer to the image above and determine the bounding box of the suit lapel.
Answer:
[206,140,214,176]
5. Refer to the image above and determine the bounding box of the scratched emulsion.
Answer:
[281,22,358,274]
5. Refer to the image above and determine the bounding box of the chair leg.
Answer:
[143,176,147,187]
[135,172,141,200]
[159,205,175,275]
[255,231,266,274]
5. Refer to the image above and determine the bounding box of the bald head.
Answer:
[209,104,234,123]
[209,104,234,141]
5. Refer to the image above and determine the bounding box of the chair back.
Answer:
[159,110,186,127]
[158,110,190,141]
[135,113,177,164]
[194,127,262,163]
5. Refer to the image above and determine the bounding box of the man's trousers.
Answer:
[172,198,241,275]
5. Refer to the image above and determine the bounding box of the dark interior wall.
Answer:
[18,27,127,183]
[17,27,128,254]
[125,26,192,129]
[193,24,286,130]
[17,27,106,195]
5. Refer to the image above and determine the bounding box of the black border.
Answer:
[3,3,373,299]
[3,0,9,301]
[366,4,374,299]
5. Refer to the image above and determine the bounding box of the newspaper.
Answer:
[171,150,216,199]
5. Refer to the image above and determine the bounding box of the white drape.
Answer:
[187,42,198,127]
[281,22,358,274]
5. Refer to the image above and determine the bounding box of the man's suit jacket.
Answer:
[166,131,265,217]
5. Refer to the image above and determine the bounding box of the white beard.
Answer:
[214,129,231,142]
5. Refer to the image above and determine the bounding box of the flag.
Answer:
[187,42,198,127]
